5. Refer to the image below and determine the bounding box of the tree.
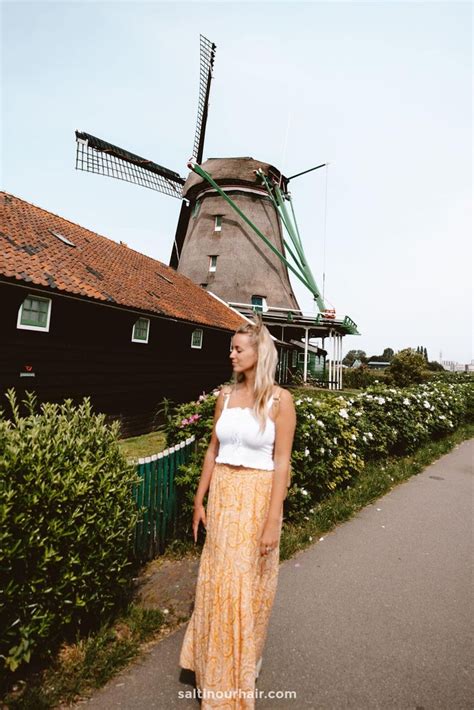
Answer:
[388,349,428,387]
[427,360,444,372]
[342,350,367,367]
[382,348,394,362]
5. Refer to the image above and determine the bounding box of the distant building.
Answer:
[441,360,470,373]
[367,360,391,370]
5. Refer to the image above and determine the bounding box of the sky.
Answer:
[2,0,472,363]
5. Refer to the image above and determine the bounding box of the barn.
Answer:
[0,192,248,436]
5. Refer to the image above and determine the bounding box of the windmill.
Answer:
[75,35,359,387]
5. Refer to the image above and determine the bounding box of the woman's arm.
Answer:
[259,388,296,554]
[192,388,226,541]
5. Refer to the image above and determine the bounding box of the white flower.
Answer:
[320,447,325,454]
[309,536,313,541]
[304,447,310,457]
[317,420,325,427]
[333,437,338,444]
[351,434,357,440]
[339,408,349,419]
[355,411,363,417]
[439,415,446,420]
[301,488,309,496]
[296,399,302,405]
[367,432,374,439]
[308,413,316,420]
[363,435,367,442]
[376,397,386,405]
[423,401,431,409]
[403,398,410,405]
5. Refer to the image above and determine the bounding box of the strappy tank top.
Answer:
[214,388,278,471]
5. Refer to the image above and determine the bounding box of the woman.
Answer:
[179,316,296,709]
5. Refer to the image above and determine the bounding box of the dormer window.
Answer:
[17,294,52,332]
[132,317,150,343]
[214,215,223,232]
[209,255,218,273]
[251,295,267,313]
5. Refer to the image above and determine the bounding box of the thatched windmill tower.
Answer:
[74,35,359,387]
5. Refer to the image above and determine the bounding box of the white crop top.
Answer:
[214,389,277,471]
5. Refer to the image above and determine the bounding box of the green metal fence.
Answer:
[134,436,196,560]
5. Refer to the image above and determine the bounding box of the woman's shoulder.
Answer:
[271,385,294,409]
[272,384,293,401]
[216,384,233,403]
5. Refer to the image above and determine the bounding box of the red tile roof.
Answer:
[0,192,245,331]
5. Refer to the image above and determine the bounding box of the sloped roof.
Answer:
[289,339,327,356]
[0,192,245,331]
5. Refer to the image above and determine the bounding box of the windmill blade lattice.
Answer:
[75,131,185,198]
[192,35,217,163]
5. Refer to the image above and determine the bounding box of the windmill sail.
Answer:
[75,131,185,198]
[170,35,217,268]
[192,35,217,163]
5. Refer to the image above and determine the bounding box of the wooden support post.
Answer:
[303,328,309,383]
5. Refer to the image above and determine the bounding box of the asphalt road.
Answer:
[79,439,473,709]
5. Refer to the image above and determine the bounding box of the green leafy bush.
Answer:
[388,348,430,387]
[288,395,364,520]
[0,391,138,673]
[342,364,393,389]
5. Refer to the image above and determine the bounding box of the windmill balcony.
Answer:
[227,302,358,336]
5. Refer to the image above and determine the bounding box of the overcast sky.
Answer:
[2,0,472,363]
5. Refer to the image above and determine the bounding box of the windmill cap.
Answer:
[182,157,286,199]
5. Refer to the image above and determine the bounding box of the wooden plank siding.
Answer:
[1,282,234,436]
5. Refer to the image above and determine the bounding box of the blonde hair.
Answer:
[232,313,278,431]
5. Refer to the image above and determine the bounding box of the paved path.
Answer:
[80,439,473,709]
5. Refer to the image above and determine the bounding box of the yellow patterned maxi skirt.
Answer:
[179,462,283,709]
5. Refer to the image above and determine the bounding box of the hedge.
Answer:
[0,391,138,674]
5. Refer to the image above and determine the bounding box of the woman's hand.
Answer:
[259,520,280,556]
[193,503,207,543]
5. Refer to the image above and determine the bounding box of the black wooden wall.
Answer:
[0,282,234,436]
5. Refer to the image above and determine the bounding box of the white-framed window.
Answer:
[17,295,52,332]
[298,352,306,364]
[191,328,203,349]
[132,317,150,343]
[292,350,298,367]
[209,255,218,273]
[214,215,223,232]
[251,295,267,313]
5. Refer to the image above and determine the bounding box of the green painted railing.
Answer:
[134,436,196,560]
